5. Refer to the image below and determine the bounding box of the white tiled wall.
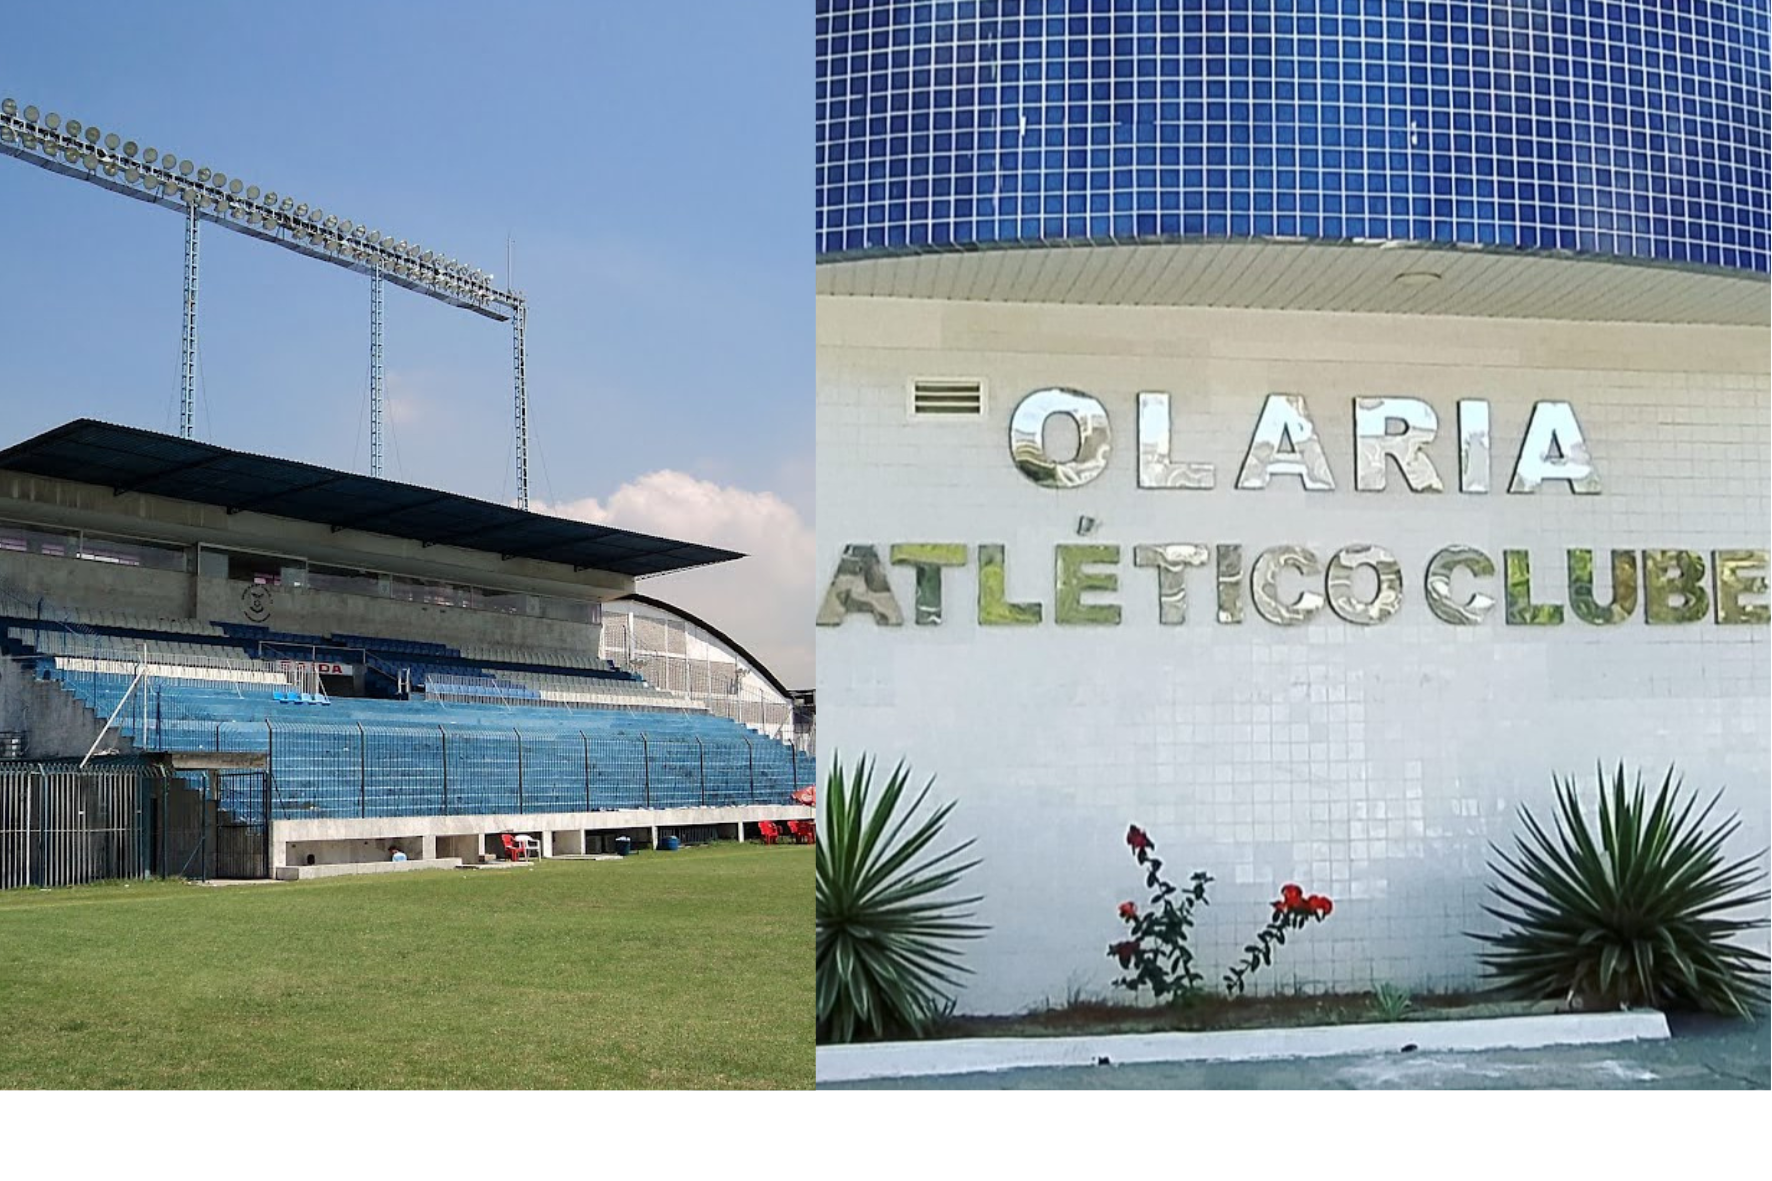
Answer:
[816,295,1771,1015]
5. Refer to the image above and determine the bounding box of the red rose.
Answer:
[1126,825,1152,851]
[1308,895,1333,918]
[1111,940,1141,968]
[1280,883,1304,906]
[1118,901,1138,920]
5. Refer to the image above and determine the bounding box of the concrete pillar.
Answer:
[540,830,553,858]
[648,825,658,850]
[420,833,437,861]
[734,821,744,844]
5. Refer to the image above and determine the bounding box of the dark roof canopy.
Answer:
[0,419,742,578]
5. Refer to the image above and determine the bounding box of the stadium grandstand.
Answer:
[0,418,814,885]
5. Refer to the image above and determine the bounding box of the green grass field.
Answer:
[0,844,811,1089]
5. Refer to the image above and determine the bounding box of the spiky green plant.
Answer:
[815,755,985,1044]
[1473,763,1770,1016]
[1370,982,1413,1022]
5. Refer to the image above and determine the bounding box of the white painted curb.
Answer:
[815,1009,1670,1084]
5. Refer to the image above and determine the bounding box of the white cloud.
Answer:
[534,470,814,687]
[382,370,439,426]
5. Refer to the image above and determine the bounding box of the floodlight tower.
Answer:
[0,96,533,507]
[369,266,385,478]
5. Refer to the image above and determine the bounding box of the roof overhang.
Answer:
[817,238,1769,326]
[0,419,742,579]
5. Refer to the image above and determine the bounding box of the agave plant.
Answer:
[815,755,985,1044]
[1474,763,1770,1016]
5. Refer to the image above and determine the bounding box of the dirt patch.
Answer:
[931,992,1567,1040]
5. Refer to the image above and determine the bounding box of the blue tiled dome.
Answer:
[816,0,1770,273]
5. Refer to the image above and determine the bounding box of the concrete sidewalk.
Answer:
[820,1013,1769,1090]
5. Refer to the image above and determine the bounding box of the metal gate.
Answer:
[153,770,213,883]
[214,769,271,880]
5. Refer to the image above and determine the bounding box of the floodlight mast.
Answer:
[0,97,533,505]
[369,267,385,478]
[513,302,529,509]
[180,202,199,440]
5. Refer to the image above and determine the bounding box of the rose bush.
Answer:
[1105,826,1214,999]
[1108,825,1335,1001]
[1224,880,1335,996]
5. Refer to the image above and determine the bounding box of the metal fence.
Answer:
[0,726,820,888]
[0,761,155,889]
[150,720,816,820]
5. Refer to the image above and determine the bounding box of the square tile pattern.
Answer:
[816,295,1770,1013]
[816,0,1771,273]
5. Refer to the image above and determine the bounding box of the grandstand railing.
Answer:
[38,645,290,678]
[423,682,703,713]
[247,640,371,664]
[170,721,816,820]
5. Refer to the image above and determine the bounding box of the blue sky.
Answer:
[0,0,812,683]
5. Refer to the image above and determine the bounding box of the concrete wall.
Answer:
[816,293,1771,1014]
[0,549,192,620]
[271,803,813,868]
[0,655,123,759]
[2,467,629,652]
[194,576,602,654]
[0,547,602,653]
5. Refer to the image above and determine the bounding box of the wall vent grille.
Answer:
[909,379,985,418]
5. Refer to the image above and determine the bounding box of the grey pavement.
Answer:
[820,1013,1769,1090]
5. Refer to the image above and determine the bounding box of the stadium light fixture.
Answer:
[0,96,534,507]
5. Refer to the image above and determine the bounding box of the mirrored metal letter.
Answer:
[1642,549,1709,624]
[1503,550,1564,625]
[1508,401,1602,494]
[1216,545,1245,624]
[1008,387,1112,489]
[1326,544,1404,624]
[1235,394,1336,491]
[1424,545,1496,624]
[1713,550,1770,625]
[1567,549,1638,625]
[1133,543,1210,624]
[816,545,904,627]
[890,543,968,626]
[1354,399,1443,492]
[1137,392,1215,490]
[977,544,1043,625]
[1251,545,1325,625]
[1458,399,1491,494]
[1055,545,1122,625]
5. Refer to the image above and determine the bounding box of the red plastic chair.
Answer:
[757,820,780,846]
[499,833,525,862]
[787,820,816,845]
